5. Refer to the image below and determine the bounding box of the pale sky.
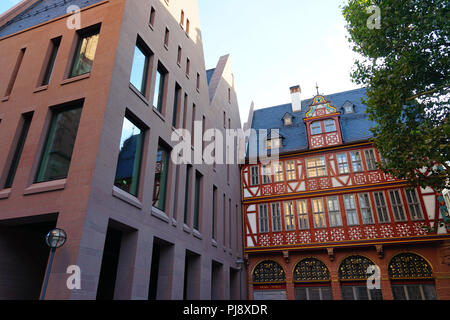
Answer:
[0,0,361,125]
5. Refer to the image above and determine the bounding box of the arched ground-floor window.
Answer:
[252,260,287,300]
[339,255,383,300]
[293,258,332,300]
[389,253,437,300]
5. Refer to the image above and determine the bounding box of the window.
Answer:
[130,42,150,95]
[41,37,61,86]
[341,286,383,300]
[284,201,295,231]
[193,171,202,230]
[373,191,390,223]
[153,144,170,211]
[182,93,188,129]
[337,153,349,174]
[327,196,343,227]
[180,10,185,26]
[36,104,83,183]
[262,164,272,184]
[259,204,269,233]
[311,121,322,135]
[343,194,359,226]
[196,73,200,91]
[172,83,181,128]
[5,48,25,97]
[113,116,144,196]
[364,149,377,171]
[389,190,407,221]
[164,28,170,47]
[228,88,231,103]
[405,189,424,221]
[186,58,190,76]
[70,26,100,77]
[392,284,437,300]
[273,161,284,182]
[271,203,282,232]
[324,119,336,133]
[149,7,156,27]
[307,156,327,178]
[297,200,309,230]
[4,113,32,188]
[186,19,190,35]
[191,103,196,146]
[286,160,296,181]
[212,186,217,239]
[177,46,182,65]
[343,102,354,114]
[153,63,167,113]
[295,287,333,301]
[350,151,363,172]
[284,116,292,126]
[250,166,260,186]
[312,198,326,228]
[183,165,192,224]
[358,193,374,224]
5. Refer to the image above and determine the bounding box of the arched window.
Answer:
[310,121,322,135]
[252,260,285,284]
[293,258,332,300]
[389,253,436,300]
[338,255,382,300]
[324,119,336,133]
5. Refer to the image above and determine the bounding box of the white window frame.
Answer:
[350,151,363,172]
[250,165,260,186]
[261,164,272,184]
[284,201,296,231]
[297,199,309,230]
[273,161,285,182]
[312,198,326,229]
[327,196,343,227]
[324,119,336,133]
[389,189,407,222]
[311,121,322,135]
[286,160,296,181]
[258,204,269,233]
[405,189,424,221]
[307,156,327,178]
[337,153,349,174]
[373,191,390,223]
[271,203,283,232]
[364,149,377,171]
[358,193,374,224]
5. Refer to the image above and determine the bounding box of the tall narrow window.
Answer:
[113,116,144,196]
[337,153,349,174]
[196,73,200,91]
[4,113,32,188]
[343,194,359,226]
[324,119,336,133]
[364,149,377,171]
[358,193,374,224]
[286,160,296,181]
[180,10,185,26]
[297,200,309,230]
[228,88,231,103]
[327,196,343,227]
[130,42,150,95]
[307,156,327,178]
[4,48,25,97]
[153,63,167,113]
[36,104,83,183]
[350,151,363,172]
[373,192,390,223]
[182,93,188,129]
[312,199,326,228]
[164,28,170,47]
[70,26,100,77]
[153,144,171,211]
[172,83,181,127]
[405,189,424,221]
[271,203,282,232]
[191,103,196,146]
[193,171,202,231]
[186,19,190,35]
[311,121,322,135]
[389,190,407,221]
[149,7,156,27]
[258,204,269,233]
[250,166,260,186]
[186,58,190,77]
[212,186,217,239]
[184,164,192,225]
[274,161,284,182]
[284,201,296,231]
[177,46,182,65]
[262,164,272,184]
[41,37,61,86]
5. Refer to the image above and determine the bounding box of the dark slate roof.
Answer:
[206,68,215,85]
[249,87,374,155]
[0,0,105,38]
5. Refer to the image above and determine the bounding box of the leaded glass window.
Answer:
[339,255,374,280]
[250,166,260,186]
[344,194,359,226]
[337,153,349,174]
[297,200,309,230]
[284,201,296,231]
[311,121,322,135]
[374,191,390,223]
[252,260,285,283]
[327,196,342,227]
[324,119,336,133]
[389,189,407,221]
[388,253,433,280]
[307,156,327,178]
[364,149,377,171]
[405,189,424,221]
[350,151,363,172]
[312,198,326,228]
[358,193,374,224]
[293,258,330,282]
[271,203,282,232]
[273,161,284,182]
[286,160,296,181]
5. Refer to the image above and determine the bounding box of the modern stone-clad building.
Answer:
[241,86,450,300]
[0,0,244,300]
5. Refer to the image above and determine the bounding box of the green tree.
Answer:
[342,0,449,192]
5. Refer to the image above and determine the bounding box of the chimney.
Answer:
[290,85,302,112]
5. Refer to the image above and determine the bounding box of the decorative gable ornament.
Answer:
[305,95,338,118]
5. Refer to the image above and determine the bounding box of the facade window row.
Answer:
[256,188,424,234]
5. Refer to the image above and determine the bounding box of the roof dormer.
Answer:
[282,112,294,126]
[342,101,355,114]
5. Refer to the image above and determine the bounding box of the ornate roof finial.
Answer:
[315,82,319,95]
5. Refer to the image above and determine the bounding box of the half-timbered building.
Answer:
[241,86,450,300]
